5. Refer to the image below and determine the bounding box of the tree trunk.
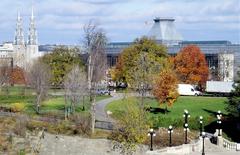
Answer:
[82,96,85,111]
[64,90,68,120]
[91,96,96,134]
[165,105,168,114]
[36,93,41,114]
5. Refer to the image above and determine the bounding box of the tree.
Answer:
[41,46,83,87]
[152,69,179,111]
[225,69,240,118]
[111,98,149,154]
[0,58,12,95]
[10,66,26,85]
[114,37,168,87]
[28,60,51,114]
[173,45,209,88]
[64,65,87,118]
[83,21,107,133]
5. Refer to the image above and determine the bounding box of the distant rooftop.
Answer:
[181,40,232,45]
[148,17,183,43]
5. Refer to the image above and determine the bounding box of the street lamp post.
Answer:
[202,132,206,155]
[168,125,173,147]
[148,128,156,151]
[199,116,203,136]
[183,109,190,144]
[216,110,222,136]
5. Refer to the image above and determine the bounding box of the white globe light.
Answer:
[150,128,153,132]
[200,116,203,119]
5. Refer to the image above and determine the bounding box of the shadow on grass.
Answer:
[203,108,240,143]
[146,107,170,114]
[204,118,240,143]
[202,109,228,117]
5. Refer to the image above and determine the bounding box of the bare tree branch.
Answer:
[64,65,87,118]
[28,60,51,114]
[83,21,107,134]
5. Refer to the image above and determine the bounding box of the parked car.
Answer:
[96,89,110,95]
[178,84,202,96]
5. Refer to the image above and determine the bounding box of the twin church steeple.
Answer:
[14,7,38,45]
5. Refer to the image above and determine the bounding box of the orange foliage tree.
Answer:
[173,45,209,88]
[10,66,26,85]
[152,69,179,109]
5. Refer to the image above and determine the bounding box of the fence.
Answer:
[222,137,240,151]
[95,120,113,130]
[146,138,202,154]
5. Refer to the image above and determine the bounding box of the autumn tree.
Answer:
[113,37,169,87]
[64,65,87,118]
[83,21,107,133]
[173,45,209,88]
[10,66,26,85]
[41,46,83,87]
[28,60,51,114]
[152,69,179,112]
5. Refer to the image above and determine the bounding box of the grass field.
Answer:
[106,96,228,129]
[0,86,110,116]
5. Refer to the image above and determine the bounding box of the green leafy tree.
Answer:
[114,37,169,87]
[226,69,240,118]
[41,46,83,87]
[110,98,150,154]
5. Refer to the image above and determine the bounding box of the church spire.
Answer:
[28,6,38,45]
[14,11,25,45]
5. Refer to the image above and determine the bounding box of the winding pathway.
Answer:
[95,93,125,122]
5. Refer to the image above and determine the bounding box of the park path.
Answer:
[95,93,125,122]
[39,133,147,155]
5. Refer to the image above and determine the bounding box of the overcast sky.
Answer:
[0,0,239,45]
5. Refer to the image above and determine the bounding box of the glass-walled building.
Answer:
[105,18,240,81]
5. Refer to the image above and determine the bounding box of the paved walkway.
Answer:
[95,93,125,122]
[39,133,147,155]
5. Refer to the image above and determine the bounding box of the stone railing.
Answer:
[146,138,203,155]
[222,137,240,151]
[215,129,240,151]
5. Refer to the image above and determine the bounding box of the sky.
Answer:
[0,0,239,45]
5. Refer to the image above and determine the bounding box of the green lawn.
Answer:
[0,88,111,116]
[106,96,228,129]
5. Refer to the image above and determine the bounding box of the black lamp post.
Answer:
[216,110,222,136]
[148,128,156,151]
[202,131,206,155]
[199,116,203,136]
[168,125,173,147]
[183,109,190,144]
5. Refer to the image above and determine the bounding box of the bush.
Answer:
[11,103,25,112]
[14,115,28,137]
[69,114,91,136]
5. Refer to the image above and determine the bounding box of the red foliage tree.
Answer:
[173,45,209,87]
[10,66,26,85]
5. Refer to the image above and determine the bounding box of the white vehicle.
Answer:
[206,81,234,96]
[177,84,201,96]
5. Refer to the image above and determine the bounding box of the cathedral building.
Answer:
[0,8,42,69]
